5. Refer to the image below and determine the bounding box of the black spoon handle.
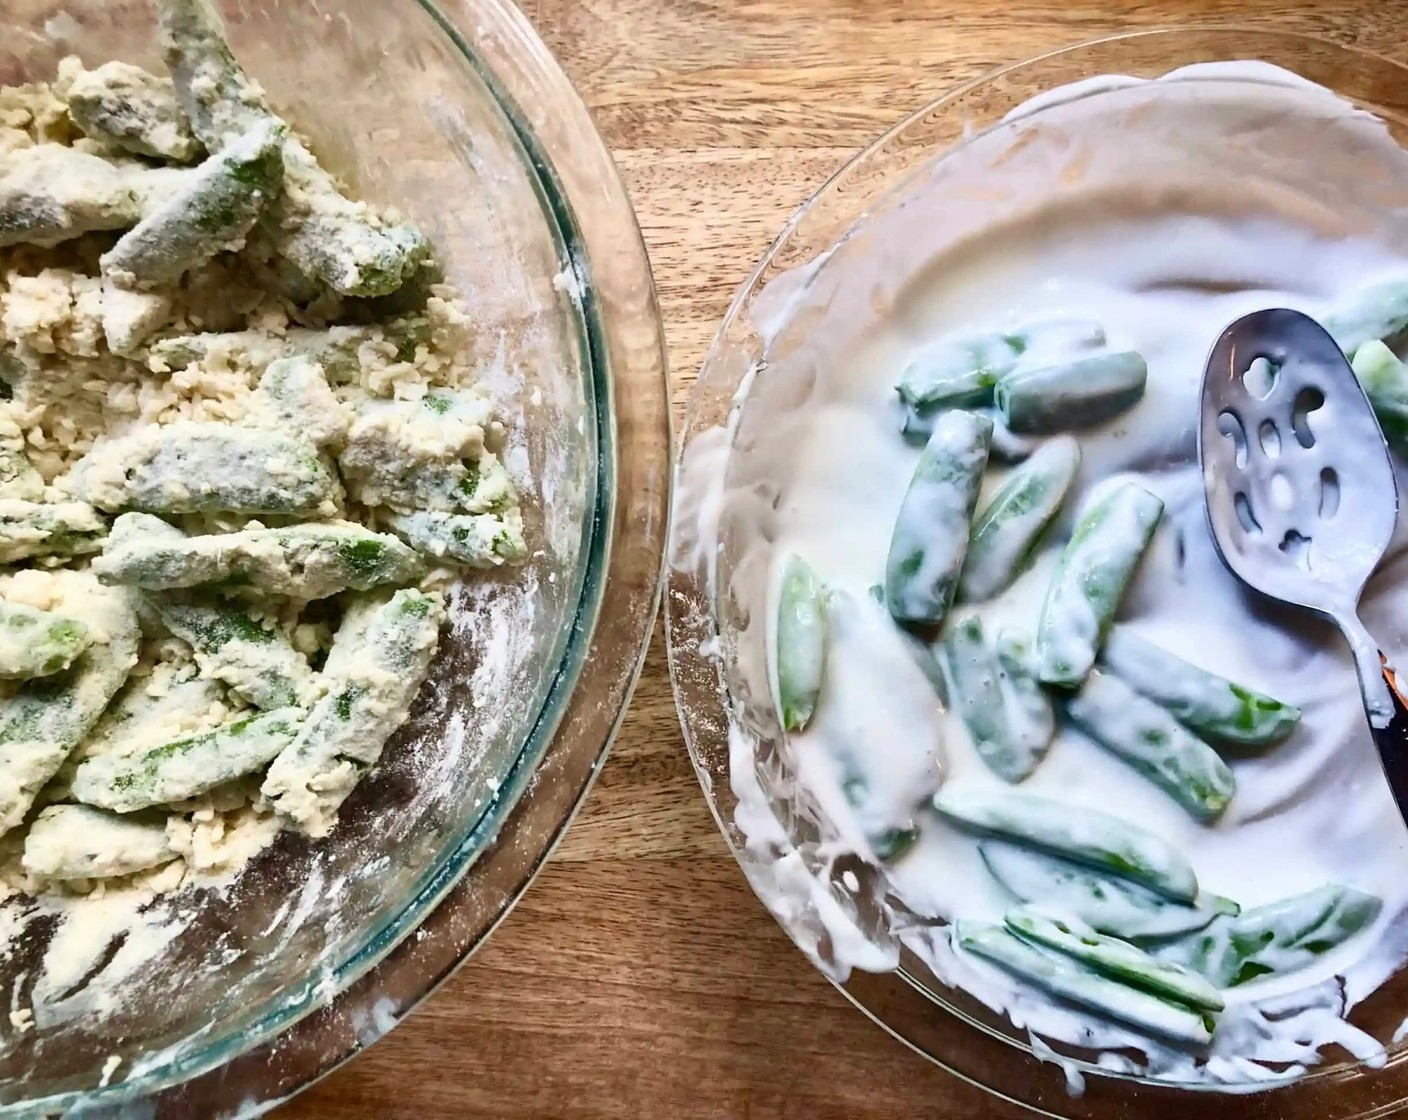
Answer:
[1372,655,1408,819]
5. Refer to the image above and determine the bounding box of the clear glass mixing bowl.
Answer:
[0,0,669,1114]
[667,28,1408,1120]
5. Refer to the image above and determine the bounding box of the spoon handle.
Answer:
[1371,655,1408,817]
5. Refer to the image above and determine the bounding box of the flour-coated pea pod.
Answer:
[1101,628,1300,747]
[979,842,1234,941]
[22,804,176,881]
[385,509,527,570]
[959,435,1080,602]
[1351,340,1408,450]
[1155,885,1382,989]
[884,410,992,626]
[101,281,172,356]
[159,0,433,297]
[73,421,339,517]
[256,357,348,449]
[996,351,1147,435]
[1005,908,1225,1012]
[0,500,107,563]
[1067,669,1235,821]
[943,617,1051,783]
[72,706,302,813]
[0,580,139,835]
[156,597,313,710]
[954,921,1214,1044]
[100,120,285,290]
[1323,279,1408,355]
[773,555,826,732]
[933,786,1198,902]
[262,589,444,837]
[95,514,423,599]
[0,602,91,680]
[1036,482,1163,688]
[64,59,202,163]
[0,144,143,249]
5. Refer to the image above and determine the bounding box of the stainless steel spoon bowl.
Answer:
[1199,307,1408,816]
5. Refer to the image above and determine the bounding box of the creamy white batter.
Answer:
[698,63,1408,1089]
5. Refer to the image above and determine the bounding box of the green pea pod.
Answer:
[996,351,1147,435]
[1101,628,1299,747]
[960,435,1081,602]
[262,590,444,837]
[0,500,107,563]
[100,119,286,289]
[1323,279,1408,355]
[1006,908,1224,1011]
[1154,885,1382,988]
[0,602,92,680]
[979,842,1233,941]
[773,556,827,732]
[0,144,143,249]
[933,786,1198,902]
[1066,669,1235,821]
[22,804,176,881]
[156,597,313,710]
[954,921,1214,1044]
[72,707,303,813]
[65,59,203,163]
[943,617,1052,782]
[1351,340,1408,450]
[1036,482,1163,688]
[95,513,422,600]
[73,420,339,517]
[884,410,993,625]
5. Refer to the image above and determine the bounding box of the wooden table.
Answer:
[285,2,1402,1115]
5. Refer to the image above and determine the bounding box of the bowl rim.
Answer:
[666,25,1408,1120]
[4,0,671,1114]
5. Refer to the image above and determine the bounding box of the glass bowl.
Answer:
[667,28,1408,1120]
[0,0,669,1114]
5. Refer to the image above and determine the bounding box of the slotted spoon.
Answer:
[1198,307,1408,816]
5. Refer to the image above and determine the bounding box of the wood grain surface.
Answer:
[284,3,1406,1117]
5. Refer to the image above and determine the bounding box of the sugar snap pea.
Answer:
[95,513,423,599]
[1101,628,1299,747]
[0,581,139,834]
[262,589,444,836]
[959,435,1080,602]
[1067,670,1235,821]
[73,421,339,517]
[884,410,992,626]
[954,921,1213,1044]
[1005,908,1224,1011]
[22,804,176,880]
[1036,482,1163,688]
[100,120,285,290]
[979,842,1233,941]
[0,499,107,563]
[72,706,302,813]
[0,602,91,680]
[147,318,430,381]
[996,351,1147,435]
[1323,278,1408,355]
[256,357,348,449]
[943,617,1052,782]
[933,786,1198,902]
[1154,885,1382,988]
[0,442,43,502]
[773,555,826,732]
[64,60,202,163]
[1351,340,1408,450]
[156,597,312,710]
[0,144,143,249]
[385,509,526,569]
